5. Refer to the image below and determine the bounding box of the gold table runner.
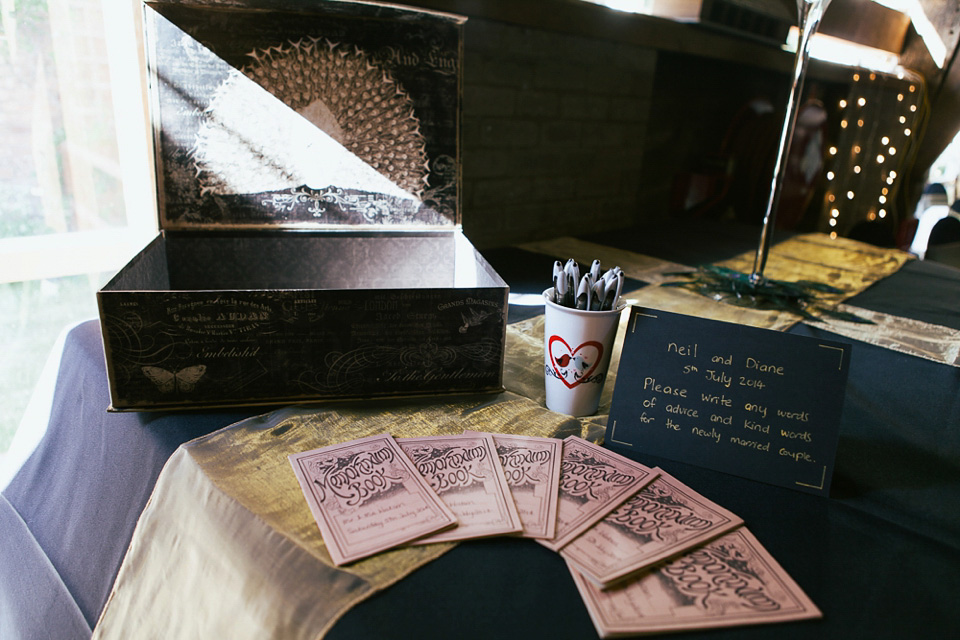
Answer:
[812,303,960,366]
[520,232,912,330]
[519,234,959,366]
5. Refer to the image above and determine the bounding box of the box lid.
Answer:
[144,0,464,232]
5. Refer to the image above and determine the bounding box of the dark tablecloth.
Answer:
[3,223,958,639]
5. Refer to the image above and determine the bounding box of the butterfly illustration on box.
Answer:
[141,364,207,394]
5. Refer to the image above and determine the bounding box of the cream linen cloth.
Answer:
[93,393,588,640]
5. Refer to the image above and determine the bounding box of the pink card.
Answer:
[289,433,456,565]
[397,433,522,543]
[568,528,822,638]
[467,431,563,539]
[561,469,743,587]
[539,436,658,552]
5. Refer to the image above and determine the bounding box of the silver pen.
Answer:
[555,269,568,306]
[552,261,564,304]
[576,274,592,310]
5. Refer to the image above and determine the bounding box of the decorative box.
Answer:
[97,0,508,410]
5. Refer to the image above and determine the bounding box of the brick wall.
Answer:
[459,18,657,248]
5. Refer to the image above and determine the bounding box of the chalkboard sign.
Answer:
[605,307,851,496]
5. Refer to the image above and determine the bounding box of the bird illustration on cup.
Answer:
[548,336,603,389]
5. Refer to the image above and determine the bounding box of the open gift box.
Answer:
[98,0,508,410]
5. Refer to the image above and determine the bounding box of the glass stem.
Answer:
[750,0,830,284]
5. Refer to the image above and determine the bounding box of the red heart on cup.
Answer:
[548,336,603,389]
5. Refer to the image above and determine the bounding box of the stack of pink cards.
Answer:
[289,432,820,635]
[567,528,822,637]
[560,469,743,587]
[289,431,566,564]
[552,466,821,636]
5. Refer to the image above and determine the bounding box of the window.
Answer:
[0,0,155,459]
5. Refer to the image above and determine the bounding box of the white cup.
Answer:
[543,288,624,416]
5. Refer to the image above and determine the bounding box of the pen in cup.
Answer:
[576,275,591,310]
[542,260,625,416]
[552,261,563,304]
[563,259,579,308]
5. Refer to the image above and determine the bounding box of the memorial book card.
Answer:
[568,527,822,637]
[539,436,659,552]
[465,431,564,539]
[289,433,456,565]
[396,434,523,543]
[560,468,743,588]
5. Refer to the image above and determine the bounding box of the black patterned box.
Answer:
[97,0,507,410]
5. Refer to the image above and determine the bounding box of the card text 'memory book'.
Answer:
[289,433,457,565]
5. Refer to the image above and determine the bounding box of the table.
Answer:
[3,221,958,639]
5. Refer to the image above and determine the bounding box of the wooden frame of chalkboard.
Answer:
[605,307,851,497]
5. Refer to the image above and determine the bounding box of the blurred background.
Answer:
[2,0,959,464]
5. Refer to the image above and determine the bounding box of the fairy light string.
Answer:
[821,68,928,239]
